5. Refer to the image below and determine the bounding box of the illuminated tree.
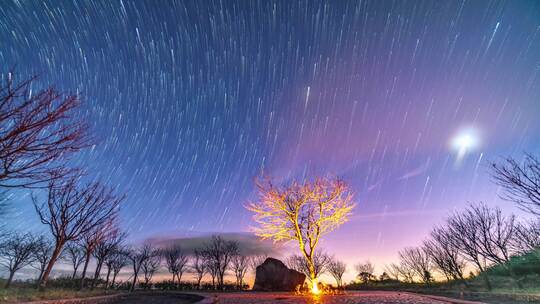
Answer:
[247,177,355,291]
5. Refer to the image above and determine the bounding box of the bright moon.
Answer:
[451,130,479,162]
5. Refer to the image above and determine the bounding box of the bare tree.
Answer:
[231,253,249,289]
[471,204,515,264]
[327,257,346,288]
[287,250,330,282]
[397,262,415,283]
[355,261,375,284]
[398,247,433,284]
[109,249,129,289]
[0,72,91,189]
[32,236,55,283]
[127,244,154,292]
[383,263,401,281]
[141,251,161,288]
[79,221,117,289]
[247,177,355,285]
[249,253,269,272]
[446,209,489,273]
[162,245,189,284]
[65,242,85,279]
[512,219,540,254]
[91,230,125,289]
[201,235,238,290]
[192,249,206,289]
[33,178,123,289]
[423,226,466,281]
[491,154,540,216]
[0,232,36,288]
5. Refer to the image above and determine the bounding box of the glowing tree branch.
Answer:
[246,177,355,290]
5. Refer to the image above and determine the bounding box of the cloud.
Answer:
[145,232,282,256]
[398,158,431,180]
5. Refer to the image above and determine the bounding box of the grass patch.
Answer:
[0,287,120,303]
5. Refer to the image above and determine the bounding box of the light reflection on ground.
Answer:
[201,291,450,304]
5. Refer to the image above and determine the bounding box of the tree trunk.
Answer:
[105,267,111,289]
[91,260,103,289]
[79,252,91,289]
[37,266,46,284]
[130,265,139,292]
[72,265,79,279]
[111,272,118,289]
[5,270,15,288]
[38,243,64,290]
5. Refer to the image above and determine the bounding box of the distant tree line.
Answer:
[360,154,540,290]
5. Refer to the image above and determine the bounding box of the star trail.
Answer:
[1,0,539,268]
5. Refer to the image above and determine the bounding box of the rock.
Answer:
[252,257,306,291]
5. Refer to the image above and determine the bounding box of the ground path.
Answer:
[21,291,480,304]
[197,291,476,304]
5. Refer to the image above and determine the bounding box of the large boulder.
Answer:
[252,257,306,291]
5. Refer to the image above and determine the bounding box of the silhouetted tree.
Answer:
[79,221,117,289]
[141,250,161,288]
[383,263,402,281]
[0,232,36,288]
[446,209,489,279]
[0,72,90,189]
[192,249,207,289]
[65,242,85,279]
[32,236,55,283]
[247,177,355,286]
[33,178,123,289]
[127,244,154,292]
[512,219,540,254]
[91,230,125,289]
[249,253,269,272]
[398,247,433,284]
[163,245,188,285]
[491,154,540,216]
[423,226,466,281]
[355,261,375,284]
[379,272,391,281]
[327,257,346,288]
[396,262,415,283]
[231,253,249,289]
[287,250,330,282]
[109,249,129,289]
[201,235,238,290]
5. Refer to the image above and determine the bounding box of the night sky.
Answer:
[1,0,540,277]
